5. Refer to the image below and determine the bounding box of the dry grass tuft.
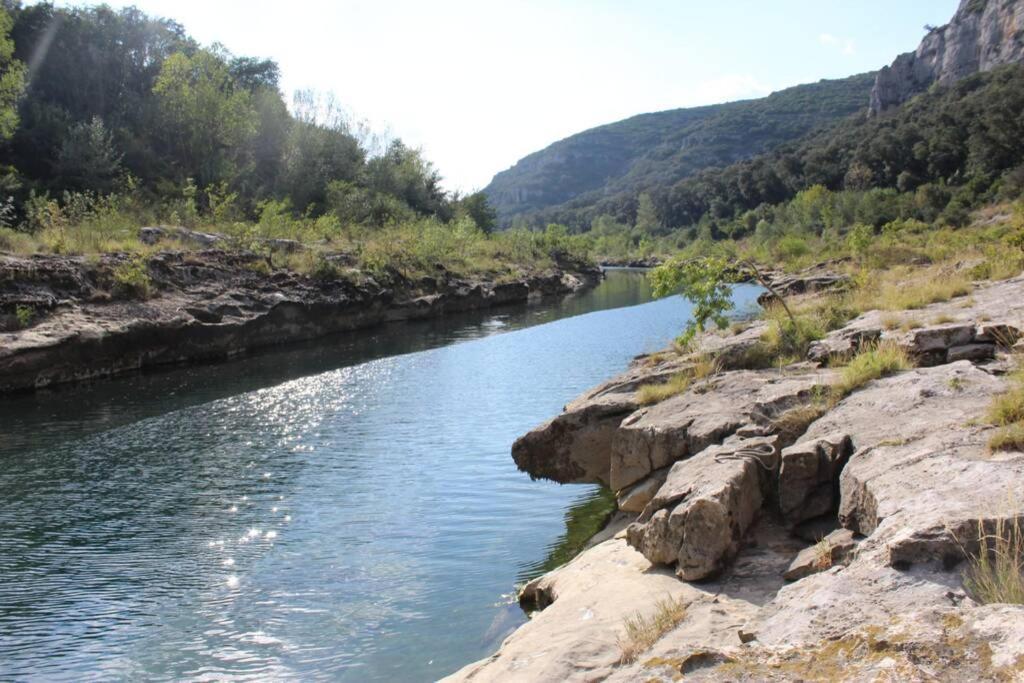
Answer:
[963,516,1024,605]
[635,356,718,406]
[774,401,829,440]
[812,537,834,571]
[617,596,688,664]
[831,341,913,402]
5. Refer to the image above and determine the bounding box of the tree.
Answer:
[55,116,123,192]
[634,192,661,236]
[152,49,256,187]
[650,256,735,346]
[651,256,794,346]
[0,5,24,141]
[460,192,497,234]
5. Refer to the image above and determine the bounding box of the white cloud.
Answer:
[819,33,856,55]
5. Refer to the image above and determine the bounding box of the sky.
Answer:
[55,0,961,192]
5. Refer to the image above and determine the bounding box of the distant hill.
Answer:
[484,73,876,227]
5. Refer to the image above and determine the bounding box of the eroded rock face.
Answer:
[0,251,602,393]
[778,434,853,525]
[511,357,693,486]
[797,362,1024,569]
[456,272,1024,682]
[626,435,778,580]
[611,367,833,492]
[870,0,1024,114]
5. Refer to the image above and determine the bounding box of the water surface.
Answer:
[0,270,760,681]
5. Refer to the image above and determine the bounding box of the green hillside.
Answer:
[484,72,876,227]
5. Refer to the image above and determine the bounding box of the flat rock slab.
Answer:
[642,604,1024,682]
[442,535,712,683]
[801,361,1024,568]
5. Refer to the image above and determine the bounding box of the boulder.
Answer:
[511,356,693,486]
[777,433,853,525]
[909,323,976,353]
[626,435,778,580]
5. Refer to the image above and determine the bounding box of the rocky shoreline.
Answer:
[0,247,602,393]
[448,274,1024,682]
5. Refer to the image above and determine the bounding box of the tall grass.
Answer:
[831,341,913,401]
[987,364,1024,451]
[848,265,972,311]
[963,516,1024,605]
[0,190,591,280]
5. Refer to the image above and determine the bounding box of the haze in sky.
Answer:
[56,0,960,192]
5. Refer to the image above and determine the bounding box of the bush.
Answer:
[14,305,33,328]
[112,258,152,299]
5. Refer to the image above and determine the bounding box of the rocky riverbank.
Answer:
[448,274,1024,682]
[0,241,602,393]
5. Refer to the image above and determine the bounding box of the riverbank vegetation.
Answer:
[0,3,594,280]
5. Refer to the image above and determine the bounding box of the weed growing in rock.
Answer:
[831,341,912,402]
[636,357,718,406]
[14,305,33,328]
[963,516,1024,605]
[111,257,152,299]
[812,537,834,571]
[617,596,687,664]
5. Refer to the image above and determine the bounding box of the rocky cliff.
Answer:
[870,0,1024,114]
[0,243,601,393]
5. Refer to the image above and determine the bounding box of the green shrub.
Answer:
[112,258,152,299]
[14,305,34,328]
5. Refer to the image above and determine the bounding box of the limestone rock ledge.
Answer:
[0,250,601,393]
[451,275,1024,682]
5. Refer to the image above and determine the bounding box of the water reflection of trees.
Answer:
[516,486,616,585]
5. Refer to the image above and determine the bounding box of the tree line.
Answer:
[0,2,497,232]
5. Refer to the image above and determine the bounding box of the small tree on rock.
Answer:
[651,256,794,347]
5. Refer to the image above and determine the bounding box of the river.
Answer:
[0,270,760,681]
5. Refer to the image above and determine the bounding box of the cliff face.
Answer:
[870,0,1024,114]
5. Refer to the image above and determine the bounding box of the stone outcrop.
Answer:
[870,0,1024,114]
[778,433,853,525]
[626,435,778,580]
[453,271,1024,682]
[0,249,601,393]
